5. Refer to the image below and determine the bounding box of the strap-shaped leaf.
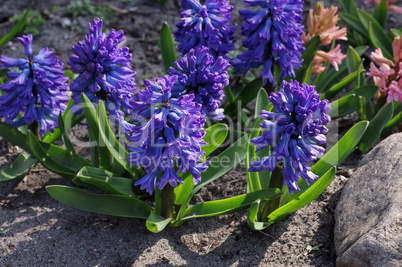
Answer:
[176,134,249,219]
[268,167,336,224]
[357,10,392,59]
[0,122,31,153]
[372,0,387,29]
[0,153,37,182]
[281,121,369,205]
[160,22,177,73]
[73,166,136,196]
[320,71,359,100]
[146,210,172,233]
[359,101,394,153]
[81,94,112,170]
[46,185,152,219]
[181,188,281,220]
[0,8,30,48]
[96,101,142,178]
[27,131,76,179]
[225,78,264,115]
[339,13,369,39]
[294,36,320,83]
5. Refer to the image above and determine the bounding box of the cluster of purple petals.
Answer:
[127,75,209,195]
[68,18,136,130]
[248,80,331,194]
[168,46,229,121]
[0,34,68,135]
[174,0,236,59]
[233,0,305,84]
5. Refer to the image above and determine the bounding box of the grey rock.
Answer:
[334,133,402,267]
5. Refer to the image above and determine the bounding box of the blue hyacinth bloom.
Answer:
[0,34,68,135]
[127,75,209,195]
[174,0,236,59]
[249,80,331,194]
[68,18,136,130]
[233,0,305,84]
[168,46,229,121]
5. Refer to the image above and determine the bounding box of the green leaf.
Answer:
[201,123,228,159]
[160,22,177,73]
[146,210,172,233]
[73,166,135,196]
[330,85,378,119]
[359,101,394,153]
[58,114,90,169]
[247,200,268,230]
[254,88,269,120]
[391,28,402,38]
[339,13,369,39]
[303,63,313,84]
[0,8,30,48]
[372,0,387,29]
[346,46,362,74]
[181,188,281,220]
[294,36,320,83]
[281,121,369,205]
[81,94,112,170]
[338,0,358,16]
[0,122,31,153]
[0,153,37,182]
[176,134,249,219]
[27,131,77,179]
[357,10,393,59]
[321,71,359,100]
[225,78,264,115]
[96,101,142,178]
[268,167,336,224]
[382,110,402,134]
[46,185,152,219]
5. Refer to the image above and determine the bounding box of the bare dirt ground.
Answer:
[0,0,400,266]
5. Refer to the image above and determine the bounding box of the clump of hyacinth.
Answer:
[365,0,402,14]
[301,1,347,74]
[127,75,209,195]
[174,0,236,58]
[367,34,402,103]
[249,80,331,194]
[233,0,305,84]
[68,18,136,129]
[168,46,229,120]
[0,34,68,135]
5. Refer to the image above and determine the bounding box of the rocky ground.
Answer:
[0,0,400,266]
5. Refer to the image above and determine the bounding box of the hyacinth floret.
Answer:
[249,80,331,194]
[169,46,229,120]
[127,75,209,195]
[174,0,236,58]
[68,18,136,129]
[0,34,68,135]
[234,0,305,84]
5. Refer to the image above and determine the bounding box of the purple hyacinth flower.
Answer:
[248,80,331,194]
[168,46,229,121]
[174,0,236,59]
[68,18,136,130]
[0,34,68,135]
[127,75,209,195]
[233,0,305,84]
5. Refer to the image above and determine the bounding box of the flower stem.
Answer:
[28,121,41,140]
[160,184,174,219]
[260,166,283,221]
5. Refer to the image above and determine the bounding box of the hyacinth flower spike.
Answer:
[169,46,230,121]
[68,18,136,131]
[233,0,305,84]
[0,34,68,138]
[174,0,236,59]
[127,75,209,218]
[249,80,331,218]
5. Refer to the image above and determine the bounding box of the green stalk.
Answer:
[160,184,174,219]
[260,166,283,221]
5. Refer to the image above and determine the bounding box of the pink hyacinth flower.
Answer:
[314,44,346,71]
[386,80,402,102]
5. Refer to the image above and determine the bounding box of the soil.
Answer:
[0,0,399,266]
